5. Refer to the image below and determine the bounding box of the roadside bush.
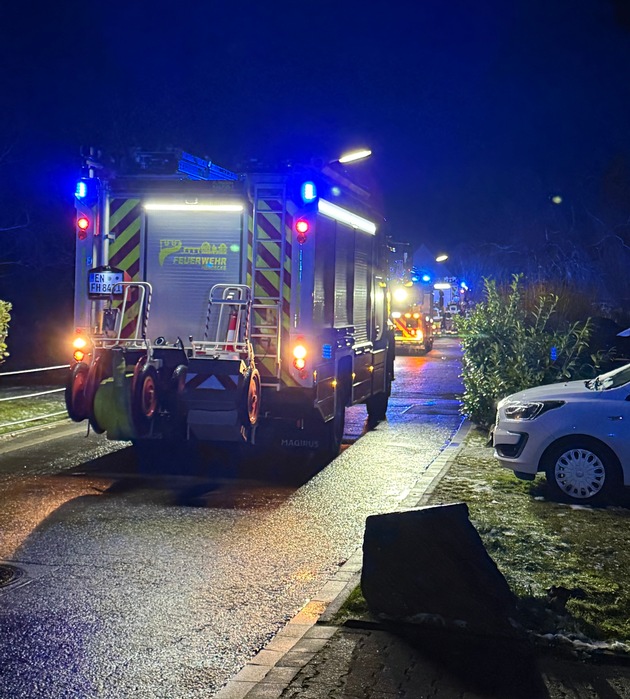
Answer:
[457,275,605,428]
[0,300,10,364]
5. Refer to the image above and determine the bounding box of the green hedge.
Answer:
[0,300,11,364]
[456,276,605,428]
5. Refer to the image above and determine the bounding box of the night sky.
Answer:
[1,1,630,260]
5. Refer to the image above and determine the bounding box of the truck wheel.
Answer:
[310,382,347,466]
[366,359,392,428]
[240,369,261,427]
[85,356,106,433]
[65,362,89,422]
[327,392,346,456]
[132,364,159,436]
[165,364,187,413]
[366,391,388,428]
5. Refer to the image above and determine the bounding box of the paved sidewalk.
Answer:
[214,418,630,698]
[248,621,630,698]
[213,421,473,698]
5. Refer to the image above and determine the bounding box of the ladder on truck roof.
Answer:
[250,183,287,386]
[126,149,239,181]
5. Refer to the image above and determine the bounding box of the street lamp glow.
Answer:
[338,149,372,164]
[551,195,563,205]
[393,287,408,302]
[435,254,448,262]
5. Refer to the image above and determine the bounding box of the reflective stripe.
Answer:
[393,317,414,338]
[185,373,240,390]
[108,198,143,338]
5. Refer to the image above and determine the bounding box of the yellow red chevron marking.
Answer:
[393,316,414,337]
[108,198,143,339]
[248,196,299,387]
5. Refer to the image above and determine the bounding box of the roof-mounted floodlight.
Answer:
[317,199,376,234]
[338,149,372,164]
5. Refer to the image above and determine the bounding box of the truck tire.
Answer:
[131,363,159,436]
[86,356,106,433]
[366,391,388,428]
[164,364,187,414]
[239,368,261,428]
[65,362,89,422]
[366,347,393,428]
[310,379,348,466]
[326,390,346,456]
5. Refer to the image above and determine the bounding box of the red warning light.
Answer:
[77,216,90,241]
[295,219,309,244]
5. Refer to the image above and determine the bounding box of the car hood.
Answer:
[501,379,591,403]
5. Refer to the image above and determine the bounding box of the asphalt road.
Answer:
[0,336,464,698]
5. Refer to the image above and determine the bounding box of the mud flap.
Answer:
[252,416,324,451]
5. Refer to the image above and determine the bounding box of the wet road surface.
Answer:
[0,336,463,698]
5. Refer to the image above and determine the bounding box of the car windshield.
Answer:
[586,363,630,391]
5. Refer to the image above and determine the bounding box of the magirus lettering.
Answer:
[280,439,320,448]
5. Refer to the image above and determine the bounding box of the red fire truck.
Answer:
[65,149,394,463]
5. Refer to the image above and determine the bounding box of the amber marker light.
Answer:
[72,333,88,362]
[293,341,308,370]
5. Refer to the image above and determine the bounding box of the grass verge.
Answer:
[334,427,630,647]
[0,387,68,436]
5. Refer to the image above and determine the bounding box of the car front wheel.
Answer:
[544,439,621,504]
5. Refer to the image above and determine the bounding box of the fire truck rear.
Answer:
[390,281,434,354]
[66,149,394,463]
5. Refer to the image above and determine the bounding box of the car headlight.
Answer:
[503,400,565,420]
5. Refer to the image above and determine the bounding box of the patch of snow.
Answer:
[535,632,630,657]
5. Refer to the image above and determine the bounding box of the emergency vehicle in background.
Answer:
[65,148,394,463]
[386,239,434,354]
[390,280,434,354]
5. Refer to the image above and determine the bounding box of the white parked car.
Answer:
[493,363,630,503]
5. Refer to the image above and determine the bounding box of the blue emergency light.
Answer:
[75,178,99,205]
[301,181,317,203]
[75,180,88,199]
[422,274,431,283]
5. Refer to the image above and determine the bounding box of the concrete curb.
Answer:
[213,418,474,699]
